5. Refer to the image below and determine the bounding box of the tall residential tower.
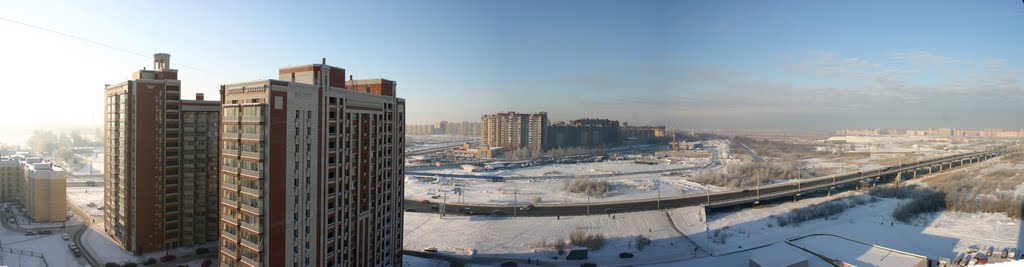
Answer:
[104,53,221,253]
[218,62,405,267]
[480,112,548,151]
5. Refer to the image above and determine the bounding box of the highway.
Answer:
[404,149,1005,217]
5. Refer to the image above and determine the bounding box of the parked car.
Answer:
[420,199,430,204]
[430,205,439,211]
[24,231,36,236]
[39,230,52,235]
[1009,248,1017,260]
[423,247,438,253]
[72,248,82,257]
[62,233,70,240]
[519,205,535,211]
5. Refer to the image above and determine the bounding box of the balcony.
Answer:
[240,169,261,178]
[240,203,261,214]
[240,254,261,266]
[221,199,238,208]
[240,116,264,123]
[223,149,239,157]
[240,186,261,197]
[240,238,262,251]
[222,166,239,174]
[221,231,237,241]
[240,151,262,159]
[240,133,262,141]
[240,221,262,233]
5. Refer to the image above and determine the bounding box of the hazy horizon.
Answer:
[2,1,1022,131]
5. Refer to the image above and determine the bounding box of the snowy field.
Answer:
[403,206,708,266]
[0,205,85,267]
[66,187,104,223]
[406,135,478,152]
[671,191,1021,264]
[406,159,721,205]
[404,184,1024,266]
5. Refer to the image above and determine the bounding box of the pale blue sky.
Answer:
[1,0,1022,130]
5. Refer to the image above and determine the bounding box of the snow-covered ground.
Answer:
[406,135,477,152]
[670,190,1021,265]
[66,187,104,223]
[80,225,216,265]
[0,205,85,267]
[405,184,1024,266]
[406,159,721,205]
[404,206,707,266]
[402,255,449,267]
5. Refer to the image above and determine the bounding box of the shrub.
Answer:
[142,258,157,265]
[775,196,876,227]
[105,263,121,267]
[690,161,803,188]
[563,178,610,197]
[569,229,606,250]
[160,254,176,262]
[711,226,732,244]
[892,189,946,223]
[123,263,138,267]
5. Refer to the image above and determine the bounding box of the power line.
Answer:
[0,16,213,74]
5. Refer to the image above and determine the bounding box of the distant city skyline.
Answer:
[1,1,1023,130]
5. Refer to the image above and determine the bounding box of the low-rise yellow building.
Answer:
[0,157,67,222]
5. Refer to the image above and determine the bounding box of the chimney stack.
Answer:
[196,93,204,101]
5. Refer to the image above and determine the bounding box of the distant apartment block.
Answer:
[547,118,620,149]
[0,156,67,222]
[0,159,20,202]
[218,61,405,267]
[620,124,667,144]
[481,112,548,151]
[104,53,221,253]
[837,128,1023,138]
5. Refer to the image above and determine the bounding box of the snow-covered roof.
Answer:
[749,244,807,267]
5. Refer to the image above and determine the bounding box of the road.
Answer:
[405,149,1004,217]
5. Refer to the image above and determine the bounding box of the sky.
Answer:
[0,0,1022,131]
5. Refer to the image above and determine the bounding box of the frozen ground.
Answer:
[406,159,720,205]
[403,255,449,267]
[406,184,1024,266]
[66,187,104,223]
[80,225,216,265]
[406,135,478,152]
[670,190,1021,264]
[403,206,708,266]
[0,205,84,267]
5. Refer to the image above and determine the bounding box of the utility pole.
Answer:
[657,180,662,210]
[587,194,591,216]
[441,189,447,219]
[513,190,518,218]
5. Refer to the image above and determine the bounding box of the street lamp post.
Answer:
[656,180,661,211]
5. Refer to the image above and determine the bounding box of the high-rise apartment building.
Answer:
[547,118,620,149]
[104,53,221,253]
[480,112,548,151]
[218,62,405,267]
